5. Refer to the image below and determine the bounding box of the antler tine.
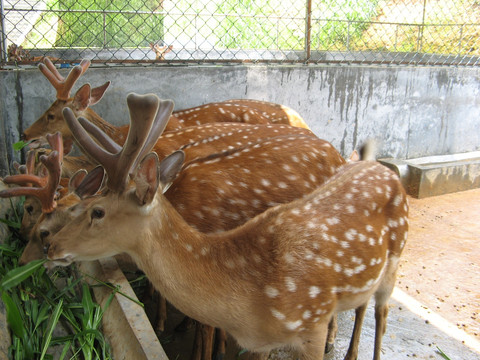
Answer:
[116,94,165,182]
[39,58,91,100]
[46,132,64,162]
[63,108,112,172]
[78,117,122,154]
[2,151,47,188]
[132,99,174,172]
[0,151,62,213]
[2,174,45,188]
[13,162,26,174]
[26,150,37,175]
[63,93,163,192]
[38,151,62,213]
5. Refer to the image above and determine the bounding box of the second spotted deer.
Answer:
[47,94,408,360]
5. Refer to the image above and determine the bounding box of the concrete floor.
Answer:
[158,188,480,360]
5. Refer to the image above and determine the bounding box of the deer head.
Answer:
[23,58,111,146]
[21,166,104,265]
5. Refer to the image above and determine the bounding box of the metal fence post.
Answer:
[305,0,312,62]
[0,0,7,62]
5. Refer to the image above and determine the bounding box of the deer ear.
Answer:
[68,169,87,192]
[133,153,160,205]
[74,166,105,199]
[89,81,110,105]
[73,84,91,111]
[159,151,184,194]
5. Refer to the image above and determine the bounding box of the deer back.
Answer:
[167,133,345,233]
[172,99,310,130]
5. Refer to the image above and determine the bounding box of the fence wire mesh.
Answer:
[1,0,479,66]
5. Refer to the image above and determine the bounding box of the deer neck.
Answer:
[126,193,260,329]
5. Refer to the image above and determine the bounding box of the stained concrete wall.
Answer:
[1,64,479,176]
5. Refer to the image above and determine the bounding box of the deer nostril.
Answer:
[43,243,50,255]
[20,133,27,141]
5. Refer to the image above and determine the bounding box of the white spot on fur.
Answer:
[265,286,280,298]
[326,217,340,225]
[285,320,303,331]
[285,277,297,292]
[302,310,312,320]
[271,309,286,320]
[309,286,321,298]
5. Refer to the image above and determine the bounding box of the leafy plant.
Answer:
[0,206,114,359]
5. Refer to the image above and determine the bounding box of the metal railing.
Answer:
[1,0,479,66]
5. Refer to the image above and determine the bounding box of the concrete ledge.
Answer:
[78,258,167,360]
[379,151,480,198]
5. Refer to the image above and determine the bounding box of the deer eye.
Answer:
[91,208,105,220]
[47,113,55,121]
[25,205,34,215]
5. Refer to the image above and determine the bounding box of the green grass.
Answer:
[0,199,114,360]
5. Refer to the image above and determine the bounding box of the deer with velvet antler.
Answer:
[45,93,408,360]
[22,58,310,149]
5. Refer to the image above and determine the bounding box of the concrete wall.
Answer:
[1,64,479,176]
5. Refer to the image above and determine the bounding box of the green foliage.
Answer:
[310,0,381,50]
[12,141,31,152]
[49,0,165,48]
[215,0,305,50]
[0,211,113,359]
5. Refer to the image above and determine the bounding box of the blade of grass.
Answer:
[80,270,144,307]
[0,259,47,292]
[58,340,72,360]
[40,299,64,360]
[13,140,32,151]
[1,292,26,339]
[436,346,451,360]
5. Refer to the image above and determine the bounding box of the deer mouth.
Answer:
[28,138,49,149]
[47,254,74,267]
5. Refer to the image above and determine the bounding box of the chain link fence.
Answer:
[1,0,479,66]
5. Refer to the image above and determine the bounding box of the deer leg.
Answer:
[373,303,389,360]
[190,323,203,360]
[344,303,368,360]
[214,328,227,360]
[176,316,196,332]
[325,314,338,353]
[155,293,167,333]
[201,324,215,360]
[301,324,328,360]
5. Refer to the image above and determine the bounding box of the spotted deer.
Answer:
[65,96,344,356]
[22,58,309,146]
[149,42,174,60]
[6,120,330,269]
[46,94,408,360]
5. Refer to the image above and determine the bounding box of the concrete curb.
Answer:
[380,151,480,198]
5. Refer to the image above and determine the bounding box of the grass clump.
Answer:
[0,199,113,360]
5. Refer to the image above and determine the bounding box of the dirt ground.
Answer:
[397,188,480,341]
